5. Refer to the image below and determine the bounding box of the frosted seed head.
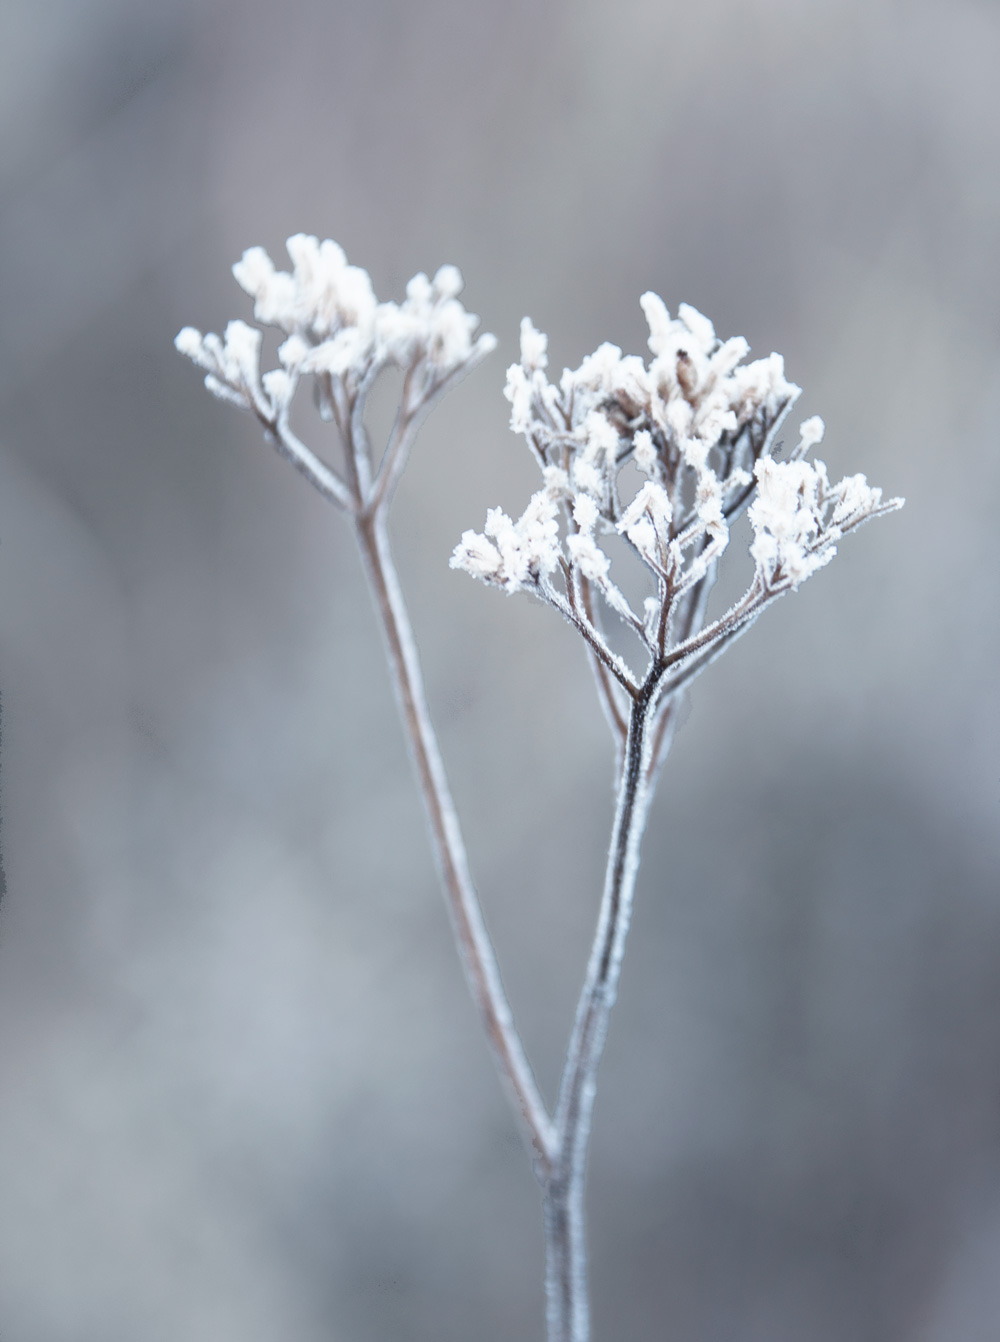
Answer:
[584,409,619,457]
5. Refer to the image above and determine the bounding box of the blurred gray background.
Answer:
[0,0,998,1338]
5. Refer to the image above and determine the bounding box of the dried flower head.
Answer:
[176,235,496,515]
[452,296,903,707]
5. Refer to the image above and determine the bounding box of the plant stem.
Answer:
[545,680,659,1341]
[354,510,555,1168]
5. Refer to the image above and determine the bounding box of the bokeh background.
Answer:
[1,0,998,1338]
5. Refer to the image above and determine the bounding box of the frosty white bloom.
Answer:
[831,472,885,528]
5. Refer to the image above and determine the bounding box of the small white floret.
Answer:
[175,326,204,359]
[798,415,825,451]
[519,318,548,371]
[640,292,672,357]
[450,530,503,581]
[433,264,464,299]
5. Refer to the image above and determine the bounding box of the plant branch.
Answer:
[261,410,355,511]
[367,338,495,517]
[543,677,660,1341]
[578,574,629,750]
[354,511,556,1168]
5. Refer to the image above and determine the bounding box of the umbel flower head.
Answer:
[176,234,495,444]
[452,299,902,701]
[175,235,496,516]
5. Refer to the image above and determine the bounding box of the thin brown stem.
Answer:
[265,412,355,511]
[354,511,555,1168]
[578,575,629,746]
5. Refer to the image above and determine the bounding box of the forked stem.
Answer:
[357,498,672,1340]
[356,507,671,1341]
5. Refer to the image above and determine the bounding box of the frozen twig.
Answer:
[178,237,903,1342]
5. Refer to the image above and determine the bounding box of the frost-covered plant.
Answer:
[177,236,902,1342]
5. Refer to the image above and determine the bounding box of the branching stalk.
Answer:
[177,236,902,1342]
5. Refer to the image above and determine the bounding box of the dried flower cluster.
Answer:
[176,234,495,514]
[452,302,901,713]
